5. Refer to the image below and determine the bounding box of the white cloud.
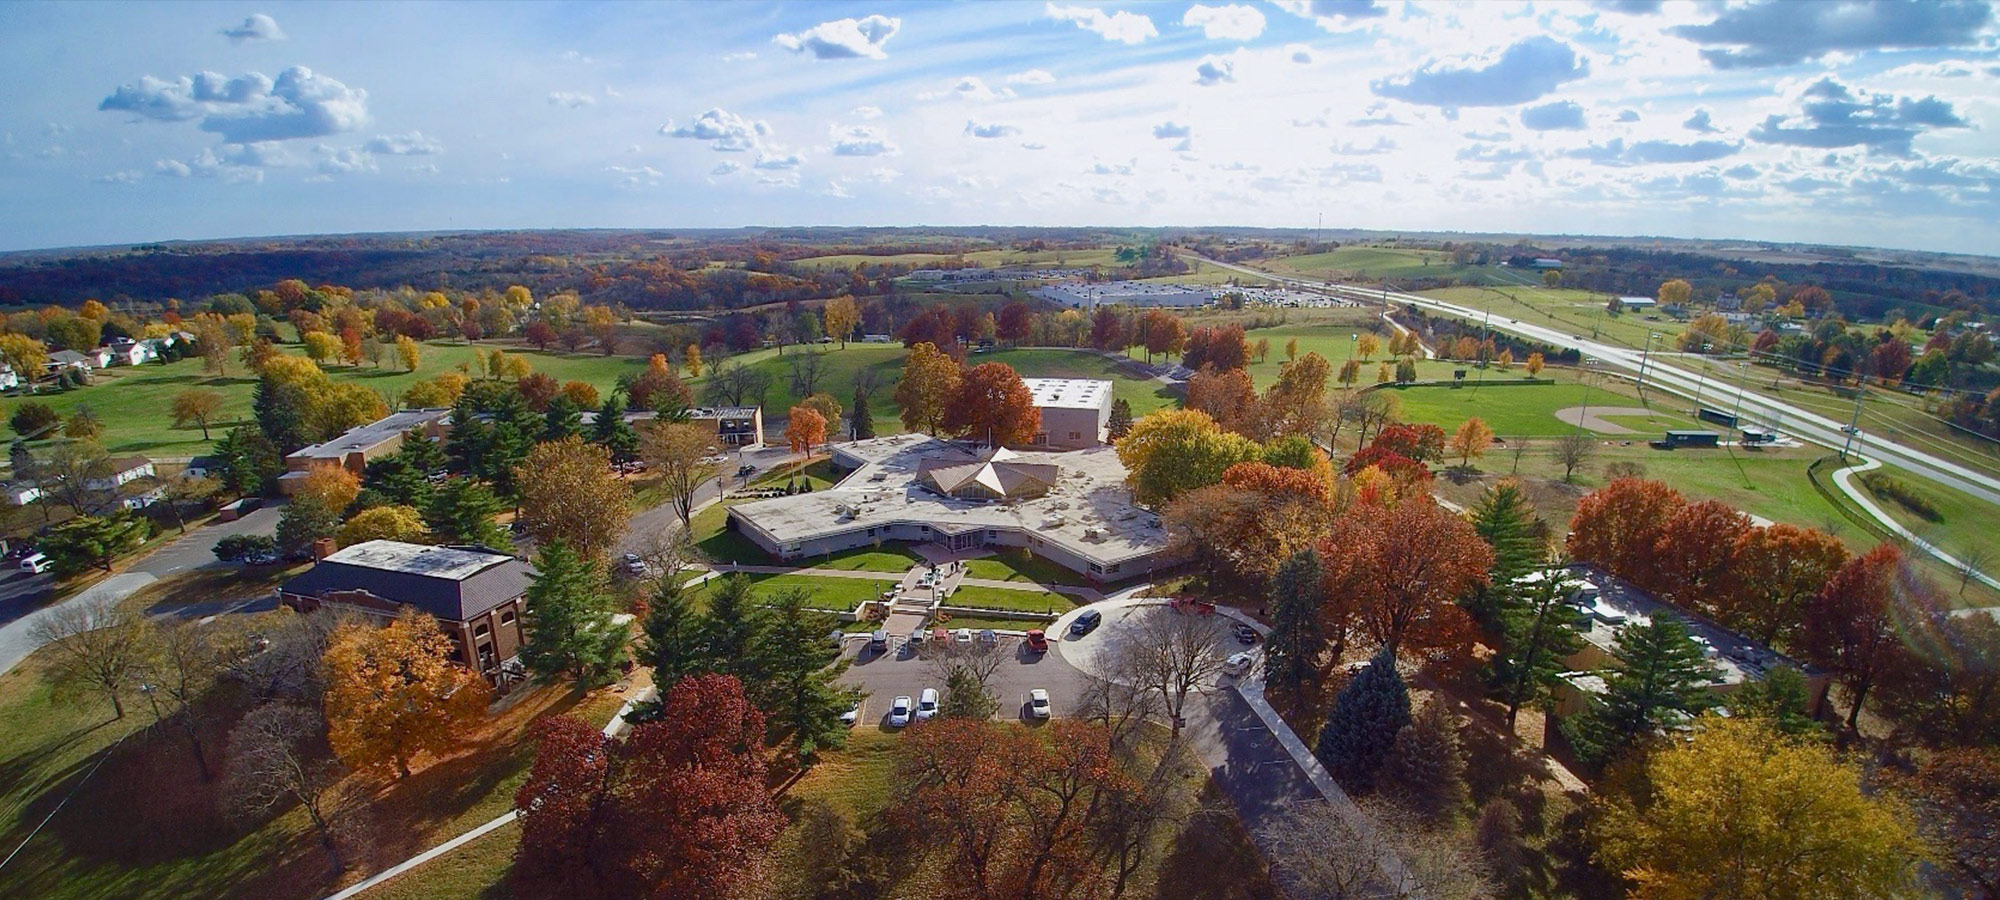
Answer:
[558,50,595,63]
[93,170,142,184]
[722,51,757,62]
[1006,69,1056,86]
[831,124,898,156]
[1287,44,1314,64]
[851,105,884,119]
[608,164,663,186]
[1152,121,1192,139]
[711,161,742,176]
[1272,0,1389,32]
[1182,4,1266,40]
[1020,141,1048,151]
[364,131,442,155]
[1044,3,1157,44]
[660,108,771,151]
[773,15,901,60]
[220,13,286,43]
[755,152,803,170]
[153,147,267,182]
[964,120,1022,139]
[922,76,1014,102]
[316,146,376,174]
[548,91,596,108]
[1194,56,1236,86]
[99,66,369,143]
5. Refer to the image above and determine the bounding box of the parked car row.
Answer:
[885,686,1053,726]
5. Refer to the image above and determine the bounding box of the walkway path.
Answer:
[1832,455,2000,594]
[1551,405,1652,435]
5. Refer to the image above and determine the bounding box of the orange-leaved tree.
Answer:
[944,361,1040,447]
[785,406,827,457]
[1565,477,1684,583]
[324,608,490,779]
[513,437,631,561]
[1449,417,1494,468]
[894,341,962,435]
[1319,496,1491,659]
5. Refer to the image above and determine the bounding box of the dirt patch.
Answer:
[1551,405,1655,435]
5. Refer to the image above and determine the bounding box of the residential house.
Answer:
[45,349,109,373]
[2,482,43,506]
[279,540,537,685]
[102,337,167,366]
[85,457,156,491]
[0,366,17,391]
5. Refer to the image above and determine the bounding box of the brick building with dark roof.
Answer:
[280,540,535,684]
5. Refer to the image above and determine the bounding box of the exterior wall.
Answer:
[729,507,1165,583]
[696,409,764,447]
[1030,404,1111,450]
[279,588,526,685]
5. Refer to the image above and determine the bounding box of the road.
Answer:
[0,504,284,677]
[613,443,798,560]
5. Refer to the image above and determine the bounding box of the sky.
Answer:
[1,0,1998,255]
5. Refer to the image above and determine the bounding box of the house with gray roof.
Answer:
[280,540,535,684]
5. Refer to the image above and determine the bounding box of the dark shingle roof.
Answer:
[281,540,534,622]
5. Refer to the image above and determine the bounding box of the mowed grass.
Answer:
[1264,245,1501,284]
[945,584,1071,615]
[1386,379,1703,437]
[1420,283,1679,354]
[794,247,1127,271]
[1858,462,2000,577]
[1,341,646,458]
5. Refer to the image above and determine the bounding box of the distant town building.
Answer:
[577,406,765,448]
[280,540,536,685]
[1532,258,1565,270]
[279,408,453,495]
[1616,296,1656,309]
[1022,378,1113,449]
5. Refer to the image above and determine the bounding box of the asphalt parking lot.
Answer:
[838,631,1092,726]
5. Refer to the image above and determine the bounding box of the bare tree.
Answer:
[222,704,355,873]
[1074,667,1164,753]
[926,641,1004,719]
[788,349,829,399]
[702,361,774,409]
[30,597,148,719]
[852,365,885,402]
[140,619,227,781]
[1261,800,1494,900]
[1552,432,1595,483]
[37,439,113,516]
[629,526,696,589]
[1507,437,1532,474]
[223,608,351,706]
[1955,544,1995,597]
[1092,739,1195,897]
[1108,608,1229,738]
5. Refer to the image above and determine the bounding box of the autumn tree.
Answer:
[514,437,632,561]
[1594,717,1924,899]
[822,295,859,347]
[1449,416,1494,469]
[1114,408,1262,505]
[324,608,491,779]
[1798,543,1915,730]
[1185,365,1258,434]
[1901,749,2000,898]
[1719,524,1848,646]
[1319,497,1491,659]
[336,504,430,547]
[1524,351,1544,377]
[785,405,827,457]
[170,388,226,440]
[894,341,962,435]
[639,421,718,530]
[30,596,148,719]
[0,333,49,383]
[1646,499,1752,608]
[943,361,1041,446]
[1261,351,1332,438]
[394,334,421,372]
[1138,309,1186,363]
[1565,477,1683,581]
[521,541,627,687]
[512,675,783,900]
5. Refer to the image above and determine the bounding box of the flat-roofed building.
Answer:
[1022,378,1113,449]
[726,434,1174,583]
[279,540,535,684]
[279,408,452,495]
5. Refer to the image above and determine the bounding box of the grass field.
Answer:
[1387,379,1704,437]
[1,341,647,458]
[1419,283,1680,353]
[944,583,1071,615]
[794,247,1127,271]
[1264,245,1500,284]
[1858,462,2000,582]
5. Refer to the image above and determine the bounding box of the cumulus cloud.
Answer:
[1682,108,1722,133]
[1372,37,1588,108]
[1006,69,1056,86]
[1567,137,1741,165]
[99,66,369,143]
[153,146,269,182]
[1272,0,1388,31]
[548,91,596,108]
[851,106,884,119]
[1521,100,1586,131]
[1457,143,1535,163]
[1670,0,1993,69]
[365,131,442,155]
[1747,77,1968,156]
[1195,56,1236,85]
[608,164,663,186]
[316,146,376,175]
[93,170,143,184]
[1183,4,1266,40]
[831,124,898,156]
[220,13,286,43]
[1044,3,1157,44]
[660,108,771,151]
[1616,109,1641,123]
[922,76,1013,102]
[774,15,900,59]
[963,120,1021,139]
[711,161,742,176]
[754,152,803,170]
[1152,121,1192,139]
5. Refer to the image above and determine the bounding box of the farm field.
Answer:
[793,246,1126,271]
[0,341,647,458]
[1263,245,1499,284]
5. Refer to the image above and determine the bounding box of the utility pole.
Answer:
[1636,331,1656,397]
[1691,352,1710,415]
[1730,362,1750,424]
[1840,389,1865,461]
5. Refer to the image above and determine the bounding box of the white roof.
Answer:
[1022,378,1111,410]
[321,540,511,581]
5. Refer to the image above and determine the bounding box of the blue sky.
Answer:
[2,0,1997,254]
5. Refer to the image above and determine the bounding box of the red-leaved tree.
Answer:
[513,674,782,899]
[1320,496,1491,661]
[1799,544,1915,730]
[944,361,1042,446]
[1565,477,1685,583]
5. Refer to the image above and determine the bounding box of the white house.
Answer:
[0,366,18,391]
[2,483,43,506]
[86,457,155,492]
[103,338,164,366]
[114,483,167,511]
[45,349,108,372]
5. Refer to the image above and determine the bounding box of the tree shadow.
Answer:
[1154,786,1279,900]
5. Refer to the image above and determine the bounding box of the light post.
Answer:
[1690,346,1711,415]
[1840,389,1866,461]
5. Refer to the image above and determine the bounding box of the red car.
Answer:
[1024,629,1049,653]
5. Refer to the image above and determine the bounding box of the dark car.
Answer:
[1234,623,1259,644]
[736,464,757,478]
[1069,609,1102,637]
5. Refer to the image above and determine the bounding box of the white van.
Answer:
[18,552,50,575]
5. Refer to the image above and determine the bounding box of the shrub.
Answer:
[1859,471,1942,522]
[9,401,59,437]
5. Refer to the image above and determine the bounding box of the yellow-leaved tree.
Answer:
[324,609,490,779]
[1593,716,1925,900]
[337,505,431,547]
[395,334,421,372]
[1450,417,1494,468]
[513,437,631,560]
[894,341,962,436]
[822,296,860,348]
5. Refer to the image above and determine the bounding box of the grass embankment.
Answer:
[1,342,646,458]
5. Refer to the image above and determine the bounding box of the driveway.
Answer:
[0,503,283,676]
[615,443,796,559]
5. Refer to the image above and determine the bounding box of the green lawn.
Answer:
[692,572,895,613]
[962,550,1091,586]
[944,584,1071,615]
[1858,462,2000,581]
[362,821,518,900]
[1264,245,1500,284]
[1419,284,1679,354]
[2,341,646,458]
[1385,379,1703,437]
[807,545,925,573]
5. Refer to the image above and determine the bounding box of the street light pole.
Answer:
[1731,362,1750,424]
[1840,389,1865,461]
[1691,351,1710,415]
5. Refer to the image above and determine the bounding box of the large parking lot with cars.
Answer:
[838,627,1093,726]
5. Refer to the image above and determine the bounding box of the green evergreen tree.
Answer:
[1731,665,1820,738]
[396,429,448,476]
[755,587,854,755]
[446,398,494,477]
[1396,357,1418,383]
[518,540,627,687]
[591,397,640,465]
[1381,701,1469,820]
[212,426,282,496]
[1467,480,1545,631]
[41,513,148,575]
[359,454,432,511]
[1106,398,1135,440]
[274,499,341,556]
[1492,565,1587,728]
[940,665,998,721]
[423,477,509,548]
[541,396,583,442]
[848,389,875,440]
[252,374,314,453]
[639,573,712,688]
[1264,549,1327,699]
[1563,615,1719,764]
[1315,648,1410,792]
[702,574,766,680]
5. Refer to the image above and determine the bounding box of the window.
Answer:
[1033,433,1048,445]
[1068,431,1081,441]
[474,623,491,637]
[500,610,516,626]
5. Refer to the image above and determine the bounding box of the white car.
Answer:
[840,700,861,727]
[1223,651,1256,677]
[954,628,973,645]
[1028,689,1051,719]
[915,688,939,721]
[888,696,913,727]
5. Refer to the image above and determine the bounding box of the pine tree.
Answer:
[639,573,711,689]
[397,429,448,476]
[702,575,766,681]
[275,499,340,556]
[848,389,875,440]
[1493,564,1587,727]
[519,541,627,687]
[1564,615,1719,764]
[360,454,433,510]
[591,398,640,466]
[424,477,509,548]
[1315,648,1410,792]
[1264,549,1327,699]
[1467,480,1544,632]
[542,396,582,442]
[1381,701,1469,820]
[1731,664,1819,738]
[446,398,494,477]
[755,587,854,755]
[1107,398,1135,440]
[252,375,313,452]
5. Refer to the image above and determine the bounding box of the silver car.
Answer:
[888,695,913,727]
[1028,689,1051,720]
